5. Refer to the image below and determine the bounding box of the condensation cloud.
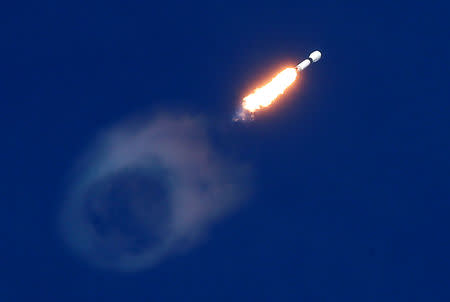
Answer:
[60,114,249,272]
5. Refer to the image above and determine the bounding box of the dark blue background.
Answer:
[2,1,450,301]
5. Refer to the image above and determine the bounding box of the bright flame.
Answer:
[243,67,297,113]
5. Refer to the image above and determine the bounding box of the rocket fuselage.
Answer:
[296,50,322,71]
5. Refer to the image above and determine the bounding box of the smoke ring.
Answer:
[60,115,248,272]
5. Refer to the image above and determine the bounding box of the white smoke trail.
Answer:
[60,114,249,272]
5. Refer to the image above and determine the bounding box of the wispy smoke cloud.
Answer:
[60,114,250,272]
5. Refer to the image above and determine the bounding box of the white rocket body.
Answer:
[296,50,322,71]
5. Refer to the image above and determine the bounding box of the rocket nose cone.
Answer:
[309,50,322,62]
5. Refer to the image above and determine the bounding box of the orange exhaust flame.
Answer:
[242,67,297,114]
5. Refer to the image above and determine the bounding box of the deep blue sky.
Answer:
[2,0,450,301]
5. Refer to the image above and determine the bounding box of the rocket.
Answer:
[233,50,323,121]
[296,50,322,71]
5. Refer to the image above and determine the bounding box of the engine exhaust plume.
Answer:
[234,68,297,121]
